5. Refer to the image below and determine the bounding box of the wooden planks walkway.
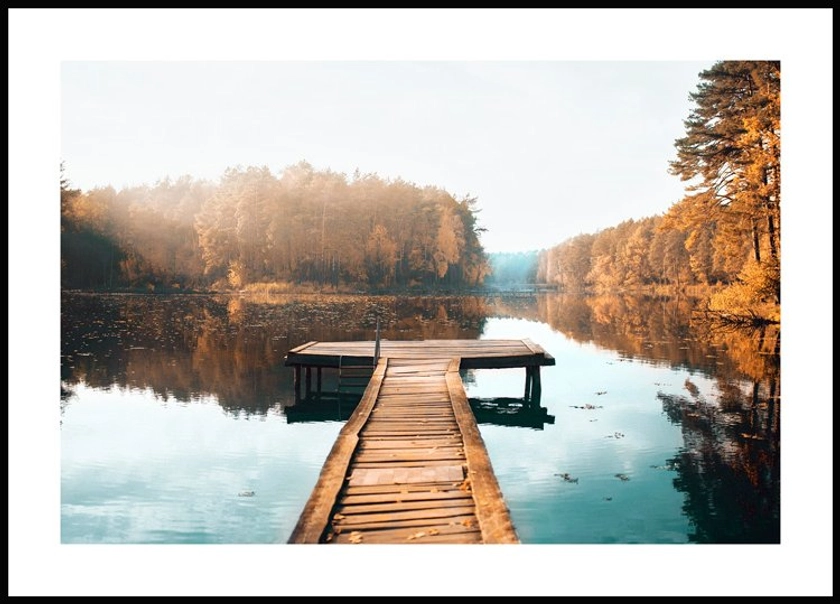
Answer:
[285,339,554,544]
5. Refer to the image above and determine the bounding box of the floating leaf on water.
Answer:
[615,473,630,482]
[238,490,255,497]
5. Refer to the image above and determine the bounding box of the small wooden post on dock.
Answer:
[374,317,381,366]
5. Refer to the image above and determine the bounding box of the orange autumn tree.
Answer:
[664,61,781,325]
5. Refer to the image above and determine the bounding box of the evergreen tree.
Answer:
[666,61,780,320]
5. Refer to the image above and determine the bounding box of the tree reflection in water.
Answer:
[61,291,780,543]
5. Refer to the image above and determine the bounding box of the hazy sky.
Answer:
[9,8,834,598]
[60,60,708,253]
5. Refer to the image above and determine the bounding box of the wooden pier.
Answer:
[284,339,555,544]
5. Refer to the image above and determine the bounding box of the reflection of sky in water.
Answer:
[61,384,342,543]
[468,318,716,543]
[60,308,771,547]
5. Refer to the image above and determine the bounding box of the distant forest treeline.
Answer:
[61,61,779,324]
[490,61,781,326]
[61,161,488,292]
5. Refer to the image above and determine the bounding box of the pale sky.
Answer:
[9,8,834,598]
[60,59,708,253]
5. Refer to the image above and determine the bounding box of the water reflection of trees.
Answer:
[490,292,774,379]
[657,322,780,543]
[658,360,780,541]
[61,293,489,416]
[540,293,738,373]
[492,292,781,543]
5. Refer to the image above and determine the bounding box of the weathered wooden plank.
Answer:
[356,451,463,459]
[375,397,451,404]
[383,398,452,404]
[335,496,476,516]
[366,415,455,422]
[287,340,319,354]
[361,429,458,435]
[362,432,460,439]
[363,426,457,434]
[286,357,388,544]
[353,453,466,464]
[361,444,461,451]
[332,505,477,526]
[329,523,482,544]
[364,420,455,427]
[364,424,456,432]
[357,438,463,450]
[368,413,454,421]
[341,489,475,505]
[347,465,464,486]
[354,448,464,458]
[343,481,468,495]
[351,462,469,471]
[355,448,464,458]
[520,338,545,355]
[446,358,519,544]
[360,428,459,436]
[378,383,451,390]
[356,439,460,448]
[372,401,453,408]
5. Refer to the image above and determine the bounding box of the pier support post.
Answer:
[305,367,312,398]
[524,366,533,401]
[524,366,543,403]
[294,366,301,401]
[531,366,542,403]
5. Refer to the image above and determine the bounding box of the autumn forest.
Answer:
[61,61,780,326]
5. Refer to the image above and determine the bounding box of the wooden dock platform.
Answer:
[284,339,555,544]
[286,339,554,401]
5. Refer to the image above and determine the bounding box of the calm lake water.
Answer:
[60,291,780,546]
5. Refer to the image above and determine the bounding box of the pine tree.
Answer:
[666,61,780,320]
